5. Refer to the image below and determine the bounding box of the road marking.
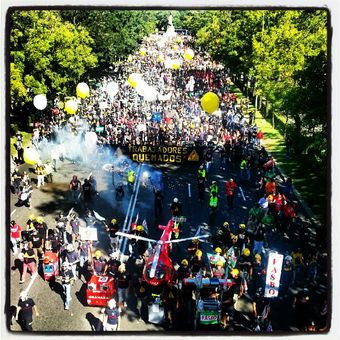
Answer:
[239,186,246,201]
[10,209,16,217]
[23,272,38,295]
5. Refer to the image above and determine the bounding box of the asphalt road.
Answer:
[8,148,323,332]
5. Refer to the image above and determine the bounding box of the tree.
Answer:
[60,10,158,68]
[10,10,98,107]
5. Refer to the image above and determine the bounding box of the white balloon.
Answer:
[144,86,158,102]
[33,94,47,110]
[136,80,149,97]
[105,81,119,98]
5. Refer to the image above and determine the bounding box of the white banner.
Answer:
[264,252,284,298]
[79,226,98,241]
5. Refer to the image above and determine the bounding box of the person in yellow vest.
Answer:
[197,165,206,180]
[127,169,135,191]
[209,191,219,226]
[35,161,46,188]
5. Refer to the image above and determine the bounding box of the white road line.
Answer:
[239,186,246,201]
[23,273,38,295]
[10,209,17,217]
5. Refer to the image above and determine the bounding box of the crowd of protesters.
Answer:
[10,25,328,333]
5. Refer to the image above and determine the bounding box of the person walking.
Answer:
[153,187,164,218]
[226,178,237,209]
[102,298,120,331]
[16,291,39,331]
[19,242,38,284]
[208,191,219,226]
[10,220,22,256]
[58,262,75,310]
[35,161,46,188]
[69,175,81,204]
[116,264,131,311]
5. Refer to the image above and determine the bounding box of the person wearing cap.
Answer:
[63,244,79,279]
[130,225,148,259]
[20,241,37,284]
[58,262,75,310]
[225,178,237,209]
[176,259,191,282]
[16,292,39,331]
[31,228,44,262]
[237,248,253,284]
[106,218,120,252]
[92,250,107,275]
[212,261,225,279]
[186,238,201,260]
[10,220,22,256]
[251,254,266,295]
[35,161,46,188]
[190,249,204,275]
[102,298,120,331]
[170,197,182,217]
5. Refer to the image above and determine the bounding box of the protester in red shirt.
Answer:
[10,220,22,256]
[226,178,237,209]
[257,130,264,146]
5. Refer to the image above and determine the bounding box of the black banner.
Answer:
[127,145,202,164]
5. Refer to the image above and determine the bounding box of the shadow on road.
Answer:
[86,312,102,331]
[48,279,64,301]
[75,282,88,306]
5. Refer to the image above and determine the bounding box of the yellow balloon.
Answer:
[201,92,220,114]
[23,147,39,165]
[64,99,78,115]
[139,47,147,56]
[184,48,195,61]
[171,59,181,70]
[76,82,89,99]
[128,73,142,88]
[127,55,133,62]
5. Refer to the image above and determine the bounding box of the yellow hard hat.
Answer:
[215,247,222,254]
[231,234,238,240]
[195,249,203,257]
[243,248,251,256]
[136,225,144,232]
[111,218,117,224]
[181,259,189,266]
[223,221,229,227]
[255,253,262,260]
[239,223,246,229]
[231,268,239,276]
[36,216,43,224]
[216,261,224,266]
[192,239,199,244]
[29,214,35,220]
[94,250,102,258]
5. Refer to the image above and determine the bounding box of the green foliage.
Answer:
[10,10,98,106]
[60,10,158,67]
